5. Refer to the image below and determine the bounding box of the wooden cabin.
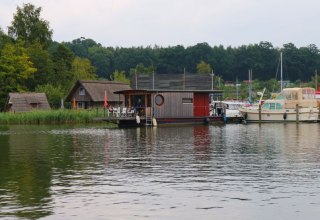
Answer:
[5,93,51,113]
[65,80,131,109]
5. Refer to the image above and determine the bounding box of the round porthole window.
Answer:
[155,94,164,106]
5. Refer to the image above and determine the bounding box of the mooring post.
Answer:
[296,104,299,123]
[259,104,261,122]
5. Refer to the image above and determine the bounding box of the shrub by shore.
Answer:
[0,109,110,125]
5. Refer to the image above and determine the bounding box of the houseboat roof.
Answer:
[114,89,223,95]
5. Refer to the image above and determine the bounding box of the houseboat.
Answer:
[111,89,224,127]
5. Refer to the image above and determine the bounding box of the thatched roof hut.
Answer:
[5,93,51,113]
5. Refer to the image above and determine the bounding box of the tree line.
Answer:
[1,3,320,110]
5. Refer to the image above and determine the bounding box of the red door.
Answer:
[193,93,209,116]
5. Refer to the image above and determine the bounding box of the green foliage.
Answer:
[196,60,212,74]
[0,42,36,110]
[65,38,113,78]
[0,28,13,49]
[66,39,320,83]
[110,70,130,84]
[71,57,96,82]
[50,44,74,91]
[35,84,64,109]
[87,45,113,78]
[25,42,54,90]
[129,63,154,75]
[8,3,53,48]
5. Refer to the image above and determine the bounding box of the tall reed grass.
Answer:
[0,109,107,124]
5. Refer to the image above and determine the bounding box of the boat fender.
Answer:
[152,117,157,126]
[243,113,248,120]
[283,112,287,120]
[136,115,140,124]
[205,117,210,124]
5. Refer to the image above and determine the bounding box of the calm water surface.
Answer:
[0,123,320,220]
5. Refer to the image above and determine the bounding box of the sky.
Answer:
[1,0,320,48]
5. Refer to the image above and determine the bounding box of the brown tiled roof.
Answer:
[6,93,51,112]
[65,80,131,102]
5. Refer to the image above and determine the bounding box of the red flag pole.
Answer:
[104,90,109,117]
[73,98,76,110]
[104,90,108,107]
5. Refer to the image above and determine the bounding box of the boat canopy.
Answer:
[276,87,315,101]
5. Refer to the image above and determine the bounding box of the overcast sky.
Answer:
[1,0,319,48]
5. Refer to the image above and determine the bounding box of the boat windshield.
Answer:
[262,102,283,110]
[226,103,242,110]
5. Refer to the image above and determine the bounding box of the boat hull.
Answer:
[240,108,319,123]
[116,116,224,127]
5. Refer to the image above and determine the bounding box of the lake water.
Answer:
[0,123,319,220]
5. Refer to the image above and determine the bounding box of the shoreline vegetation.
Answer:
[0,109,115,125]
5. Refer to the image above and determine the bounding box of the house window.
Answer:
[79,87,85,96]
[77,102,85,109]
[182,98,193,104]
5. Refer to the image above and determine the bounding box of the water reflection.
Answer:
[193,126,211,160]
[0,124,320,219]
[0,125,53,219]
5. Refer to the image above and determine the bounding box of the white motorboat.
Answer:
[239,87,319,122]
[210,100,246,122]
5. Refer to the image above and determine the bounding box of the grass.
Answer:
[0,109,110,125]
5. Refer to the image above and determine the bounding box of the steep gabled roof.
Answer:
[5,93,51,112]
[65,80,131,102]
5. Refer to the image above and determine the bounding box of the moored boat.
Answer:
[239,87,319,123]
[210,100,245,123]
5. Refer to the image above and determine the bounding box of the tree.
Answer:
[130,63,154,75]
[8,3,53,48]
[25,42,54,90]
[88,45,113,78]
[50,43,74,91]
[110,70,130,84]
[0,42,36,109]
[196,60,212,74]
[35,84,64,109]
[71,57,96,82]
[0,28,13,49]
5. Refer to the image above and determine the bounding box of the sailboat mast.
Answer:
[248,69,252,104]
[280,52,283,91]
[315,69,318,90]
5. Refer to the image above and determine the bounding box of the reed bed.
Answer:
[0,109,106,124]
